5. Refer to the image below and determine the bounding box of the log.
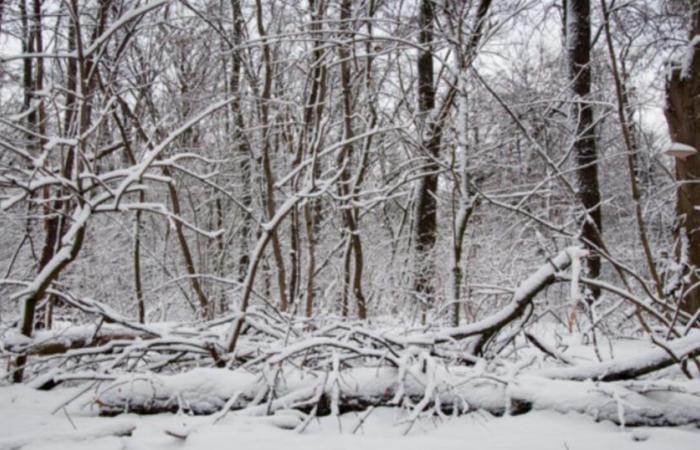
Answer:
[2,324,149,357]
[94,366,700,426]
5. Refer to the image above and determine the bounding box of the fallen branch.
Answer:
[537,333,700,381]
[431,249,574,349]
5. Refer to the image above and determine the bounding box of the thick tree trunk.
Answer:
[412,0,439,321]
[665,0,700,314]
[567,0,603,298]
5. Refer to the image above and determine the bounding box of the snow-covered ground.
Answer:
[0,384,697,450]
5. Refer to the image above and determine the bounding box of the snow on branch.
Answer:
[432,248,575,344]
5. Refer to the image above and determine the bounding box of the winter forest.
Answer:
[0,0,699,448]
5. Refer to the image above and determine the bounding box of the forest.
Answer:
[0,0,699,448]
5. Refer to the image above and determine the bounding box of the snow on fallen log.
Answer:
[2,309,278,359]
[2,324,152,357]
[0,421,136,450]
[94,366,506,416]
[509,376,700,427]
[94,365,700,426]
[95,368,260,415]
[536,333,700,381]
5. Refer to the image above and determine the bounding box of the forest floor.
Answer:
[2,314,700,450]
[0,376,698,450]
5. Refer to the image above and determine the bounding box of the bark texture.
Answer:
[412,0,440,316]
[567,0,603,298]
[665,0,700,314]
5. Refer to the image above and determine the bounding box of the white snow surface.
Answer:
[566,247,589,301]
[0,383,697,450]
[681,35,700,80]
[666,142,697,157]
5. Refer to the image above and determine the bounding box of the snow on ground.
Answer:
[0,384,697,450]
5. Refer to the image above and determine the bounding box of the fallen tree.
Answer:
[93,364,700,427]
[4,247,700,427]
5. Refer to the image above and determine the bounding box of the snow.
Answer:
[0,385,697,450]
[536,332,700,381]
[665,142,697,159]
[433,248,574,342]
[92,350,700,426]
[97,368,259,415]
[681,35,700,80]
[566,247,589,301]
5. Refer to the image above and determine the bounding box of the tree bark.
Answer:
[449,0,491,326]
[230,0,252,288]
[337,0,367,319]
[566,0,603,298]
[665,0,700,314]
[412,0,439,322]
[255,0,289,312]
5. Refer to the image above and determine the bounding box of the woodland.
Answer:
[0,0,700,447]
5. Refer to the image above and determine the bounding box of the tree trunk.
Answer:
[337,0,367,319]
[230,0,252,289]
[665,0,700,314]
[412,0,439,322]
[255,0,289,312]
[566,0,603,298]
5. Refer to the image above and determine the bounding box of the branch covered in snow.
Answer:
[537,333,700,382]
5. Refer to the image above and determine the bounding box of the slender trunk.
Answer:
[255,0,289,312]
[304,201,316,317]
[230,0,252,287]
[112,106,147,323]
[227,186,315,353]
[296,0,328,316]
[289,208,300,307]
[133,207,145,323]
[115,93,211,319]
[337,0,367,319]
[341,238,352,316]
[449,0,490,326]
[599,0,663,300]
[451,80,474,327]
[161,169,211,318]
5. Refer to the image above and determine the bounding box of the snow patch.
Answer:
[566,247,589,302]
[681,35,700,80]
